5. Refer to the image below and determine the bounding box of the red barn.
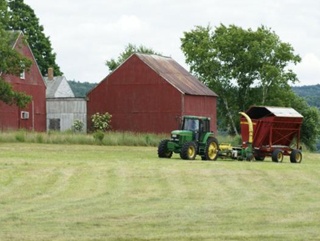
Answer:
[87,54,218,134]
[0,31,46,131]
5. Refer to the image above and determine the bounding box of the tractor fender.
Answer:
[202,132,215,143]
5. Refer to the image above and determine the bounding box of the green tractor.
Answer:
[158,115,219,160]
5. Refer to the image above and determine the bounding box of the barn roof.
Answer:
[135,54,218,96]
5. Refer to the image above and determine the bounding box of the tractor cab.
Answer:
[178,116,210,142]
[158,115,219,160]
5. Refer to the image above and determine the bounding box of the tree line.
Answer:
[292,85,320,109]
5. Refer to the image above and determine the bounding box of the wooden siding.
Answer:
[47,98,87,132]
[0,32,46,131]
[87,54,217,134]
[183,95,217,133]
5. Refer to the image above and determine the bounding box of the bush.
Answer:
[91,112,112,132]
[72,119,84,133]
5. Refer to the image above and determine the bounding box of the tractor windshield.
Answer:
[183,118,199,131]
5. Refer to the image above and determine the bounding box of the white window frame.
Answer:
[20,69,25,79]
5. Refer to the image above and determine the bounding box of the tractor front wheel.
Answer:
[204,137,219,161]
[272,149,283,162]
[158,139,173,158]
[180,142,197,160]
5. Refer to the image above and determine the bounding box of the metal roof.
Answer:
[44,76,75,98]
[265,106,303,118]
[246,106,303,119]
[136,54,218,97]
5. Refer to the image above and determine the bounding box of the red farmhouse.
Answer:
[87,54,218,134]
[0,31,46,131]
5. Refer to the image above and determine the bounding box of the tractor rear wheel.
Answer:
[204,137,219,161]
[180,142,197,160]
[290,149,302,163]
[158,139,173,158]
[272,149,283,162]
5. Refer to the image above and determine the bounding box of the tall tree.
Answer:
[106,43,162,72]
[0,11,32,108]
[181,24,320,150]
[0,0,8,26]
[283,90,320,151]
[181,24,301,134]
[6,0,62,76]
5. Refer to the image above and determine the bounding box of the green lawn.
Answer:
[0,143,320,241]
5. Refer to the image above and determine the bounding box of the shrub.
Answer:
[91,112,112,132]
[72,119,84,133]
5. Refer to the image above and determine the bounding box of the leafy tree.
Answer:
[106,43,162,71]
[6,0,62,77]
[286,93,320,151]
[181,24,301,134]
[181,24,320,149]
[0,0,8,26]
[0,9,32,109]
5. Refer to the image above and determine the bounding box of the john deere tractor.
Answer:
[158,116,219,160]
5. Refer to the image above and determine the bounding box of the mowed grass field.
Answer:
[0,143,320,241]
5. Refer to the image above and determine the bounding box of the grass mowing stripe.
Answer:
[0,143,320,240]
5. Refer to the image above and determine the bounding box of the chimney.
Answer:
[48,67,54,80]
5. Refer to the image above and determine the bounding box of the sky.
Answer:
[24,0,320,86]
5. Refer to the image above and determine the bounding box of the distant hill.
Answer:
[68,80,97,98]
[67,81,320,106]
[292,84,320,109]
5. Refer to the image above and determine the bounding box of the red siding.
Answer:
[87,54,217,134]
[183,95,217,133]
[0,32,46,131]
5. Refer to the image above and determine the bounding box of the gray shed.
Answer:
[45,68,87,132]
[46,97,87,132]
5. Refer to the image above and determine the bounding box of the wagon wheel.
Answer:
[255,156,265,161]
[290,149,302,163]
[254,151,265,161]
[180,142,197,160]
[272,149,283,163]
[204,137,219,161]
[157,139,173,158]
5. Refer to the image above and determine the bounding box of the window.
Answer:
[20,69,25,79]
[49,118,61,131]
[183,119,199,131]
[19,61,25,79]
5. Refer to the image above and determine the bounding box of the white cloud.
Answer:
[294,53,320,86]
[113,15,149,33]
[23,0,320,85]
